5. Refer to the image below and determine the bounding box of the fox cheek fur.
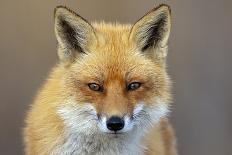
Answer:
[24,4,177,155]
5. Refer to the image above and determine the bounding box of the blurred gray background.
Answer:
[0,0,231,155]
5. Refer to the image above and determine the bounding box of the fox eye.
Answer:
[127,82,141,91]
[88,83,102,91]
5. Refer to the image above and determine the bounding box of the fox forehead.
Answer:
[69,23,157,80]
[72,48,158,86]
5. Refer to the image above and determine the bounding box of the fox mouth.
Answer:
[107,131,124,135]
[106,132,124,138]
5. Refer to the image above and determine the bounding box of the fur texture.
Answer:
[24,4,177,155]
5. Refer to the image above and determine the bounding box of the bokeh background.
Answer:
[0,0,231,155]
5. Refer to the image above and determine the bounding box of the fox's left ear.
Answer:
[129,4,171,65]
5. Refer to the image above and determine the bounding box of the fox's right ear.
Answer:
[54,6,96,62]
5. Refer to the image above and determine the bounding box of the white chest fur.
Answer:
[52,130,144,155]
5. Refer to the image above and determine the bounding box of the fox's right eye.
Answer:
[88,83,102,91]
[127,82,141,91]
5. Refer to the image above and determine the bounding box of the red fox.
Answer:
[24,4,177,155]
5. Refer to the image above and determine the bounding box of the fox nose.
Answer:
[106,116,124,131]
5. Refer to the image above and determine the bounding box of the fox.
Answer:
[24,4,177,155]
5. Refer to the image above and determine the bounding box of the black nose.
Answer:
[106,116,124,131]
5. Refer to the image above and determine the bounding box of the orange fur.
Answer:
[24,4,177,155]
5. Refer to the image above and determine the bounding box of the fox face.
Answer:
[54,5,171,137]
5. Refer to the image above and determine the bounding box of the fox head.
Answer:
[53,5,172,136]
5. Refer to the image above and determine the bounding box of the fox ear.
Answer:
[130,4,171,65]
[54,6,96,62]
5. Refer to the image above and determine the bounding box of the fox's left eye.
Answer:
[88,83,102,91]
[127,82,141,91]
